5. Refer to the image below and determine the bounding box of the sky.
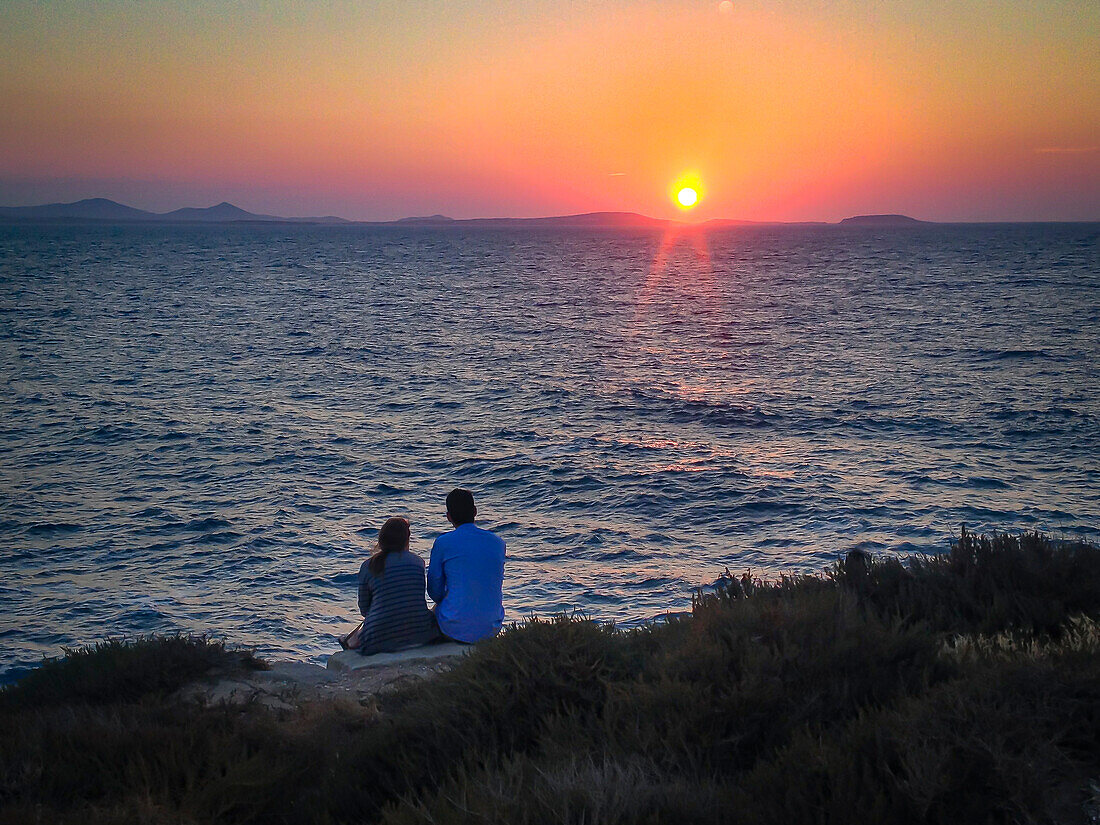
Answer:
[1,0,1097,222]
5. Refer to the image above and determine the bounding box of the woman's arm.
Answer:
[358,569,373,616]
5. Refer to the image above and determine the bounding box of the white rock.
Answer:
[326,643,471,672]
[254,661,336,687]
[204,680,259,705]
[255,694,296,712]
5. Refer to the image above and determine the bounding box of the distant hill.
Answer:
[308,216,352,224]
[380,211,674,228]
[0,198,349,224]
[839,214,929,226]
[462,212,672,228]
[0,198,157,221]
[703,218,829,228]
[395,214,456,225]
[516,211,667,227]
[161,202,280,222]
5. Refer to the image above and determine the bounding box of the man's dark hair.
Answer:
[446,488,477,526]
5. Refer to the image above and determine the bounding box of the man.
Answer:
[427,488,506,643]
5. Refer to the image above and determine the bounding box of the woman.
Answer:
[340,517,436,654]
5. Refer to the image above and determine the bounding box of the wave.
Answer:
[183,517,232,532]
[737,500,804,514]
[24,522,83,536]
[973,348,1055,361]
[185,530,242,545]
[625,389,780,429]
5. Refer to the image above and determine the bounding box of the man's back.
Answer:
[427,523,506,643]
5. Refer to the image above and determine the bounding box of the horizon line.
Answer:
[1,197,1099,226]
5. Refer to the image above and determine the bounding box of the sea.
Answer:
[1,221,1098,681]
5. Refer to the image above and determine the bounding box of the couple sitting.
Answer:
[341,488,506,654]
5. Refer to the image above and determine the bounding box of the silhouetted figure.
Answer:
[341,517,436,654]
[843,548,872,591]
[428,488,506,643]
[740,571,755,597]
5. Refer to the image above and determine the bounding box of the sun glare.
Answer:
[670,172,705,212]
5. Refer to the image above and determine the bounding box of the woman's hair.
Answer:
[368,517,410,577]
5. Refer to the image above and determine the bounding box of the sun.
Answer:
[677,187,698,208]
[670,171,704,211]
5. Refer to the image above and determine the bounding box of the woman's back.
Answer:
[356,550,435,654]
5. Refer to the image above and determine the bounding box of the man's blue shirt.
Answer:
[427,522,506,643]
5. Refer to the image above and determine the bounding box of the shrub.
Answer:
[0,634,263,710]
[826,528,1100,635]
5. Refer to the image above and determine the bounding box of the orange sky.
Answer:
[1,1,1097,221]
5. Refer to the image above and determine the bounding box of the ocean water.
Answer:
[1,221,1098,680]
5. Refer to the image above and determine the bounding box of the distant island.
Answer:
[839,214,929,226]
[0,197,934,228]
[0,198,350,225]
[395,211,679,228]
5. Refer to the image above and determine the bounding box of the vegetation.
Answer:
[2,530,1099,824]
[0,634,264,712]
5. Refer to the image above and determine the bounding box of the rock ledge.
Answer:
[327,643,471,672]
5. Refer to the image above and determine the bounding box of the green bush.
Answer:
[829,528,1100,635]
[733,620,1100,825]
[0,634,264,710]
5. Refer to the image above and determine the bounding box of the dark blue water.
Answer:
[2,222,1098,680]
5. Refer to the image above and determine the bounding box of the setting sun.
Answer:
[670,172,705,213]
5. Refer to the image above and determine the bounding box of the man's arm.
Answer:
[427,539,446,604]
